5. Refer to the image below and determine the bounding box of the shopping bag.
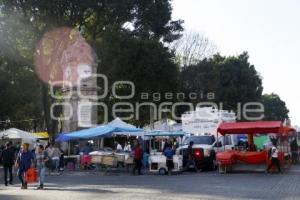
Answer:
[25,168,38,183]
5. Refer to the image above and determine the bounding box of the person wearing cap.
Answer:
[1,142,15,186]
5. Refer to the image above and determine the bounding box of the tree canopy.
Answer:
[180,52,263,112]
[261,93,289,121]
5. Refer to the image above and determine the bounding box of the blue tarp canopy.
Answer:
[55,118,143,142]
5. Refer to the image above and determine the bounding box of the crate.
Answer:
[102,155,117,166]
[125,156,134,164]
[91,155,103,164]
[115,154,125,162]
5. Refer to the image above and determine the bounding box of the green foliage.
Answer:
[180,52,264,117]
[0,56,43,130]
[0,0,183,131]
[98,31,179,126]
[261,93,289,121]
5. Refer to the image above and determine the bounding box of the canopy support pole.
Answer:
[248,134,254,146]
[68,141,70,156]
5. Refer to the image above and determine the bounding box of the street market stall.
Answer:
[0,128,37,148]
[145,130,185,175]
[216,121,295,173]
[55,118,143,171]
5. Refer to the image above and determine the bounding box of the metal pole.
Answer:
[68,141,70,156]
[224,134,226,151]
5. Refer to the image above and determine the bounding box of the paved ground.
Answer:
[1,166,300,200]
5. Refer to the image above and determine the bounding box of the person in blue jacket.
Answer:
[15,143,34,189]
[163,142,175,175]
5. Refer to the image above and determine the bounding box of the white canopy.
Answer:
[0,128,37,142]
[144,118,180,131]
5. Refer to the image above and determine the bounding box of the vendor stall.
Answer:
[56,118,143,172]
[145,131,185,175]
[216,121,295,173]
[89,149,134,172]
[0,128,37,148]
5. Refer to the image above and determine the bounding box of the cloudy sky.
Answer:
[172,0,300,125]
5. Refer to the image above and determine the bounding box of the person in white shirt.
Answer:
[124,142,132,152]
[266,142,282,173]
[116,143,123,151]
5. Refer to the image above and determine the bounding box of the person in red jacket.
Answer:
[133,144,143,175]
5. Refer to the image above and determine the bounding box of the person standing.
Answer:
[185,141,197,171]
[1,142,15,186]
[47,143,62,174]
[15,143,34,189]
[35,145,49,189]
[133,143,143,175]
[163,143,175,175]
[116,142,123,151]
[80,142,92,155]
[33,139,41,152]
[267,142,282,173]
[290,137,298,164]
[124,142,132,152]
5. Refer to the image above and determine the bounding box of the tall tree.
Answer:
[98,31,180,126]
[179,52,263,119]
[0,55,43,131]
[261,93,289,121]
[132,0,183,42]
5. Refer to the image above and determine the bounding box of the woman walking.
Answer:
[15,143,34,189]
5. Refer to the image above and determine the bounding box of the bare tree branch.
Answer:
[170,30,217,67]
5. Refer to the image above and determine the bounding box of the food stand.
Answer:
[89,149,134,172]
[145,131,185,175]
[55,118,143,172]
[216,121,295,173]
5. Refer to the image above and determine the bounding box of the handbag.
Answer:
[25,168,38,183]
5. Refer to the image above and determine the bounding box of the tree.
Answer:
[98,31,180,126]
[179,52,263,119]
[0,55,43,131]
[261,93,289,121]
[0,0,184,131]
[171,31,217,67]
[216,52,263,112]
[132,0,183,42]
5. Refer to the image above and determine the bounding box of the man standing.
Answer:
[290,137,298,164]
[185,141,197,171]
[133,143,143,175]
[1,142,15,186]
[267,142,282,173]
[163,142,175,175]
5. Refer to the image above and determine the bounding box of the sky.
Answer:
[172,0,300,126]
